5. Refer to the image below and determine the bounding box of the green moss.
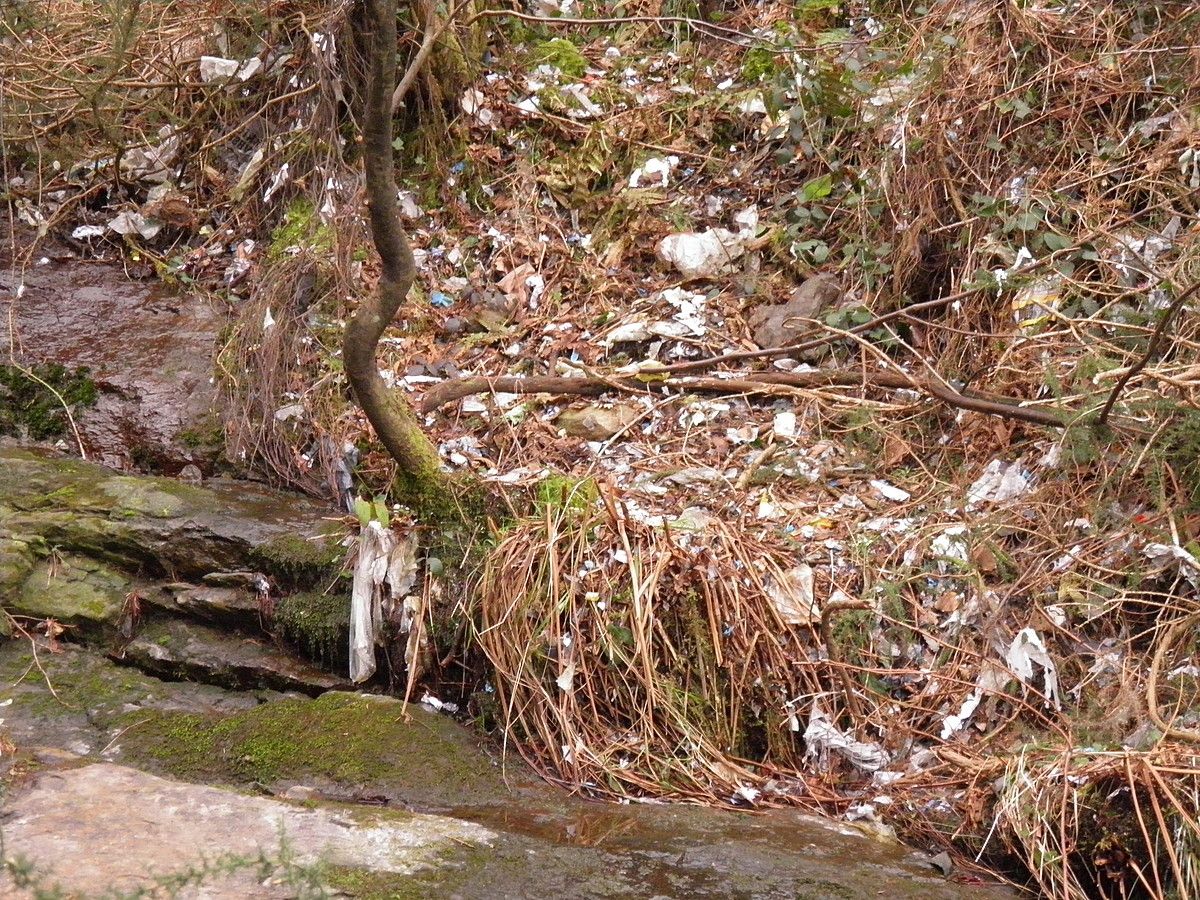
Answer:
[0,533,42,595]
[530,38,588,78]
[104,477,193,519]
[741,46,781,82]
[268,199,333,262]
[250,532,344,589]
[273,590,349,672]
[114,693,510,804]
[324,867,420,899]
[324,846,495,900]
[0,363,98,440]
[0,643,165,721]
[13,554,129,631]
[535,474,598,514]
[178,411,226,454]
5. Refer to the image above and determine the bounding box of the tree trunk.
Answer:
[346,0,445,501]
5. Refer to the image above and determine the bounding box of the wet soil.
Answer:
[0,246,222,471]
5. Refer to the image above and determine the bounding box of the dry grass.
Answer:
[8,0,1200,895]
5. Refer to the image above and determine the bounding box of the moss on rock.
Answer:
[0,531,43,596]
[273,590,350,673]
[0,362,98,441]
[250,532,345,589]
[115,692,513,807]
[13,553,129,632]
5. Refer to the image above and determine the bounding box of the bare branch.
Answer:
[421,368,1068,428]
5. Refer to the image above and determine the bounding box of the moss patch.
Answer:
[323,866,423,900]
[273,590,350,673]
[268,199,333,262]
[0,532,43,596]
[530,38,588,79]
[13,554,129,631]
[250,532,345,589]
[0,363,98,441]
[535,474,598,513]
[178,410,226,456]
[115,692,513,806]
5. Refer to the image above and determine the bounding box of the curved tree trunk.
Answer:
[346,0,444,500]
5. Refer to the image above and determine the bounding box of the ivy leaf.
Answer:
[801,174,834,201]
[1042,232,1072,252]
[353,497,372,527]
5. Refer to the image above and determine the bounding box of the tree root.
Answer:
[1147,609,1200,745]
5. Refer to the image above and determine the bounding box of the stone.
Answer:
[556,404,642,442]
[0,531,40,598]
[0,642,1013,900]
[153,582,263,628]
[0,257,221,470]
[281,784,319,801]
[749,274,843,351]
[0,448,342,586]
[14,553,130,632]
[116,617,347,695]
[0,763,493,899]
[177,463,203,484]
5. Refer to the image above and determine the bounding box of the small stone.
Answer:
[282,784,320,801]
[749,275,843,352]
[556,404,641,442]
[178,463,203,484]
[29,746,83,766]
[119,618,347,695]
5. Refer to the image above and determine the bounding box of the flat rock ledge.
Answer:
[0,763,493,899]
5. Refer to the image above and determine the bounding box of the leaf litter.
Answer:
[6,0,1200,894]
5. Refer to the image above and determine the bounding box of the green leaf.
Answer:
[815,28,850,47]
[609,624,634,647]
[794,239,829,263]
[353,497,372,527]
[1042,232,1071,252]
[371,496,390,528]
[1013,210,1042,232]
[801,174,833,201]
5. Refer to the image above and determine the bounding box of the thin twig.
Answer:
[391,0,474,114]
[1098,279,1200,426]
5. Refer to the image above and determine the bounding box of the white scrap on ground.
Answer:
[1005,627,1061,710]
[804,705,888,773]
[349,521,419,683]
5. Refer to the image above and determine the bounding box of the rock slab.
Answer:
[0,763,493,898]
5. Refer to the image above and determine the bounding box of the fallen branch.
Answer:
[420,368,1068,428]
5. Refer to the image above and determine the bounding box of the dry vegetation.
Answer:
[5,0,1200,896]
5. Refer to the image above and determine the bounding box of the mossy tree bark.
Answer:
[346,0,445,500]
